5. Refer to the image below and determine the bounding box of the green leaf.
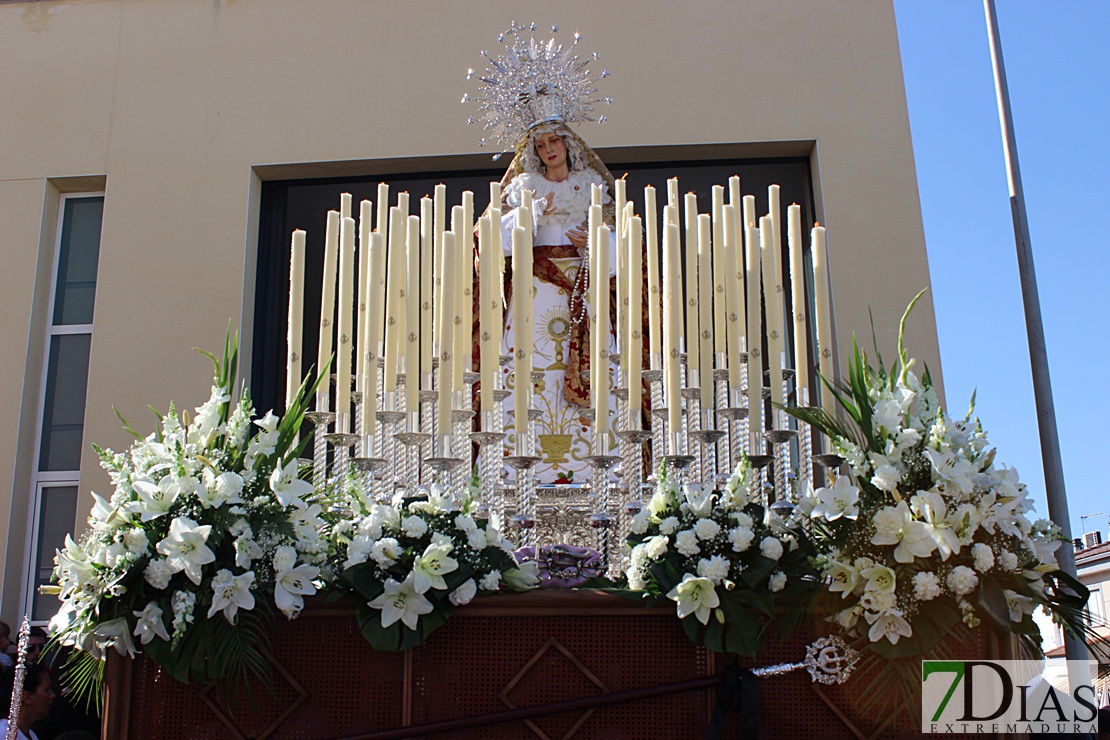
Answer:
[716,592,768,656]
[976,577,1011,634]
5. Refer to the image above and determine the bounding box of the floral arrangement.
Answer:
[625,457,816,656]
[786,294,1092,705]
[49,336,326,698]
[330,476,538,651]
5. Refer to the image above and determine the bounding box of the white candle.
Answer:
[336,217,356,417]
[787,205,810,401]
[644,185,661,369]
[437,231,457,438]
[591,183,602,208]
[490,181,501,210]
[627,216,643,430]
[398,191,410,218]
[614,178,627,240]
[461,190,475,371]
[433,184,447,353]
[478,216,495,413]
[340,192,352,220]
[356,200,373,383]
[452,205,466,391]
[711,186,727,357]
[745,219,763,450]
[420,197,434,389]
[317,210,340,407]
[667,178,679,213]
[616,201,633,383]
[722,206,743,391]
[761,215,785,409]
[697,213,714,409]
[511,223,532,452]
[363,232,383,439]
[683,193,699,374]
[812,225,835,416]
[593,226,611,451]
[286,229,306,411]
[663,217,682,452]
[383,207,404,393]
[405,215,421,411]
[491,204,503,360]
[375,183,389,361]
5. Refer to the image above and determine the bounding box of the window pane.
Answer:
[53,196,104,326]
[39,333,91,471]
[32,485,77,622]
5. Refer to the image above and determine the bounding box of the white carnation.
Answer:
[729,527,754,553]
[479,570,501,591]
[768,571,787,592]
[760,536,784,561]
[658,517,680,535]
[999,550,1018,571]
[674,530,700,557]
[947,565,979,596]
[971,543,994,572]
[449,579,477,606]
[402,515,428,538]
[696,556,730,584]
[912,571,941,601]
[370,537,401,568]
[143,558,174,590]
[693,518,721,541]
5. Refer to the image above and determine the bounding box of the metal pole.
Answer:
[983,0,1086,670]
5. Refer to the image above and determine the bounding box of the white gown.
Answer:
[500,169,617,485]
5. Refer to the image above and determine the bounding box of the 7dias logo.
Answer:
[922,660,1098,734]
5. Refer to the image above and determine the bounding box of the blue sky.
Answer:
[894,1,1109,541]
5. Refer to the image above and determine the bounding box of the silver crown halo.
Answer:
[463,21,613,157]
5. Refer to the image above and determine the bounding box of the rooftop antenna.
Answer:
[1080,512,1105,535]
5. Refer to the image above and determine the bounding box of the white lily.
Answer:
[810,476,859,521]
[130,475,181,521]
[411,543,459,593]
[133,602,171,644]
[826,560,860,598]
[871,500,936,563]
[681,482,716,518]
[864,608,912,644]
[910,489,959,560]
[207,568,256,623]
[199,469,244,509]
[1003,589,1035,623]
[504,560,540,591]
[269,459,312,508]
[274,560,319,618]
[666,574,720,625]
[369,574,434,630]
[156,516,216,585]
[94,618,138,658]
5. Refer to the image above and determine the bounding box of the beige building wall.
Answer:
[0,0,939,618]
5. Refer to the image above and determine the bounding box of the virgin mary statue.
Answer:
[468,24,619,484]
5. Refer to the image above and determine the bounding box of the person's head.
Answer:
[519,123,588,176]
[26,626,47,663]
[20,663,55,725]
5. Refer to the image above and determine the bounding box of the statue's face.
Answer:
[534,131,567,171]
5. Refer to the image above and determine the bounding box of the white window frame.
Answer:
[22,191,102,623]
